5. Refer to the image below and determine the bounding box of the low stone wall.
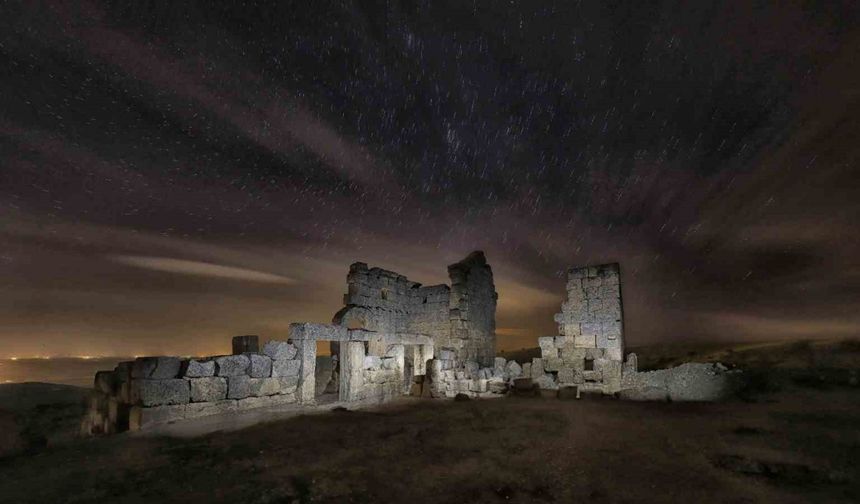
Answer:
[82,340,302,434]
[424,350,521,398]
[620,362,740,402]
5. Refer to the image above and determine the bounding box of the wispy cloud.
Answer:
[111,255,295,284]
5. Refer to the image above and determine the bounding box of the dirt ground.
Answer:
[1,340,858,504]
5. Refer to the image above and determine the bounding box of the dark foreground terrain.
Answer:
[1,340,858,504]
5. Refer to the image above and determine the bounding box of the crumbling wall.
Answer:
[81,342,302,434]
[424,350,518,398]
[334,251,497,367]
[528,263,625,394]
[445,251,498,367]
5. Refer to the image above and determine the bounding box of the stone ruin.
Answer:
[82,254,739,435]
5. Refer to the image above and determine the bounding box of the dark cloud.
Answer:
[1,0,858,357]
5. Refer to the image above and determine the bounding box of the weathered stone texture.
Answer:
[189,377,228,403]
[215,355,250,377]
[248,354,273,378]
[262,340,297,360]
[182,359,215,378]
[272,358,300,377]
[131,357,182,380]
[227,375,250,399]
[131,379,190,406]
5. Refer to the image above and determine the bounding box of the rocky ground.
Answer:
[1,340,858,503]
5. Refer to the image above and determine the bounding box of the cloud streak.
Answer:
[110,256,295,284]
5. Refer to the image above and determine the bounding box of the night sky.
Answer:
[1,1,858,358]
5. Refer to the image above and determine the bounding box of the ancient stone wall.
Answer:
[445,252,498,366]
[554,263,624,360]
[82,343,302,434]
[334,251,497,367]
[424,350,519,398]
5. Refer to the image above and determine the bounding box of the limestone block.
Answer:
[381,357,397,370]
[131,357,182,379]
[289,322,347,341]
[277,376,299,393]
[574,334,597,348]
[189,377,228,402]
[249,377,281,397]
[94,371,116,395]
[535,373,558,390]
[186,400,237,419]
[340,341,365,402]
[129,404,186,430]
[505,360,522,379]
[363,356,382,369]
[248,354,273,378]
[296,339,316,404]
[530,358,543,379]
[272,358,300,377]
[215,355,250,377]
[227,375,250,399]
[585,348,605,360]
[544,357,563,372]
[522,362,531,377]
[455,370,466,380]
[182,359,215,378]
[538,337,556,354]
[463,360,478,378]
[263,340,297,360]
[561,346,586,363]
[438,349,456,361]
[131,379,190,406]
[494,357,506,371]
[469,379,488,393]
[488,379,508,394]
[557,367,576,384]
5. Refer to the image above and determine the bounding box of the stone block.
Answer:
[438,349,456,361]
[505,360,522,379]
[182,359,215,378]
[538,336,556,353]
[522,362,531,377]
[227,375,250,399]
[129,404,186,431]
[464,360,480,378]
[574,334,597,348]
[94,371,116,395]
[277,376,299,393]
[544,357,563,372]
[131,379,190,406]
[494,357,506,370]
[186,400,237,419]
[189,377,227,402]
[289,322,347,341]
[535,374,558,390]
[248,354,273,378]
[363,356,382,369]
[249,377,281,397]
[530,358,544,379]
[215,355,250,377]
[272,358,300,377]
[262,340,297,360]
[558,367,576,384]
[296,339,316,404]
[131,357,182,379]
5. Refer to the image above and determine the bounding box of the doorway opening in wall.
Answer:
[315,340,339,404]
[584,358,594,371]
